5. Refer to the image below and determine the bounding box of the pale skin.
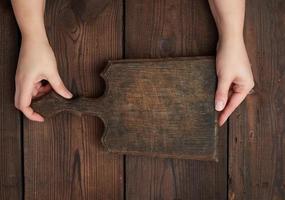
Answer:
[11,0,254,126]
[208,0,254,125]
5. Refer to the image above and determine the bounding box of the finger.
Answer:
[33,85,51,99]
[33,92,48,99]
[19,88,44,122]
[37,84,51,94]
[14,85,21,110]
[32,87,39,97]
[32,82,43,96]
[21,106,44,122]
[14,80,31,111]
[48,74,73,99]
[17,82,44,122]
[32,83,51,98]
[218,91,248,126]
[215,77,232,111]
[32,84,52,99]
[35,82,42,90]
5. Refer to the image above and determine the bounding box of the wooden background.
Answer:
[0,0,284,199]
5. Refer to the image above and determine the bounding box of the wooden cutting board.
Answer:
[32,57,219,161]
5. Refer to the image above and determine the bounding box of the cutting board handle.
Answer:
[32,92,106,119]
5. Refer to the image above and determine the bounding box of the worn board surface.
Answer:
[228,0,285,199]
[103,58,218,160]
[24,0,124,199]
[0,2,22,200]
[2,0,283,199]
[125,1,227,199]
[32,57,218,161]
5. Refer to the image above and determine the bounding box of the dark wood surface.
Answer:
[1,0,284,199]
[32,57,219,161]
[124,1,227,199]
[0,2,22,200]
[228,0,285,199]
[24,0,124,199]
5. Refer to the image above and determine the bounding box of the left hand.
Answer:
[215,37,255,126]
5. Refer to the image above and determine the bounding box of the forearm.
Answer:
[11,0,48,42]
[208,0,245,42]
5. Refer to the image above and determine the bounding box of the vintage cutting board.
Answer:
[32,57,219,161]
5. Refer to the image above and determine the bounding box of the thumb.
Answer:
[48,74,73,99]
[215,77,232,111]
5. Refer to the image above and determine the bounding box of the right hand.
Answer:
[14,38,73,122]
[214,38,254,126]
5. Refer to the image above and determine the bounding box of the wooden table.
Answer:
[0,0,284,199]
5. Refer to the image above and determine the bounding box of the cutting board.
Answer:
[32,57,219,161]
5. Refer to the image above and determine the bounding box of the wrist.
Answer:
[218,33,245,48]
[21,31,49,45]
[20,23,49,44]
[219,30,244,42]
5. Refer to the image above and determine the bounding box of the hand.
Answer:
[215,38,254,126]
[14,38,73,122]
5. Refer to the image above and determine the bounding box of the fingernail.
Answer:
[66,91,73,98]
[215,100,225,111]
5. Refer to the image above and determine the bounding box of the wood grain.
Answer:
[125,0,227,199]
[0,1,22,199]
[32,57,219,161]
[24,1,124,199]
[229,0,285,199]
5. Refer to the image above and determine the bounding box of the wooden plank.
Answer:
[24,0,124,199]
[32,57,219,161]
[125,0,227,199]
[0,1,22,200]
[229,0,285,199]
